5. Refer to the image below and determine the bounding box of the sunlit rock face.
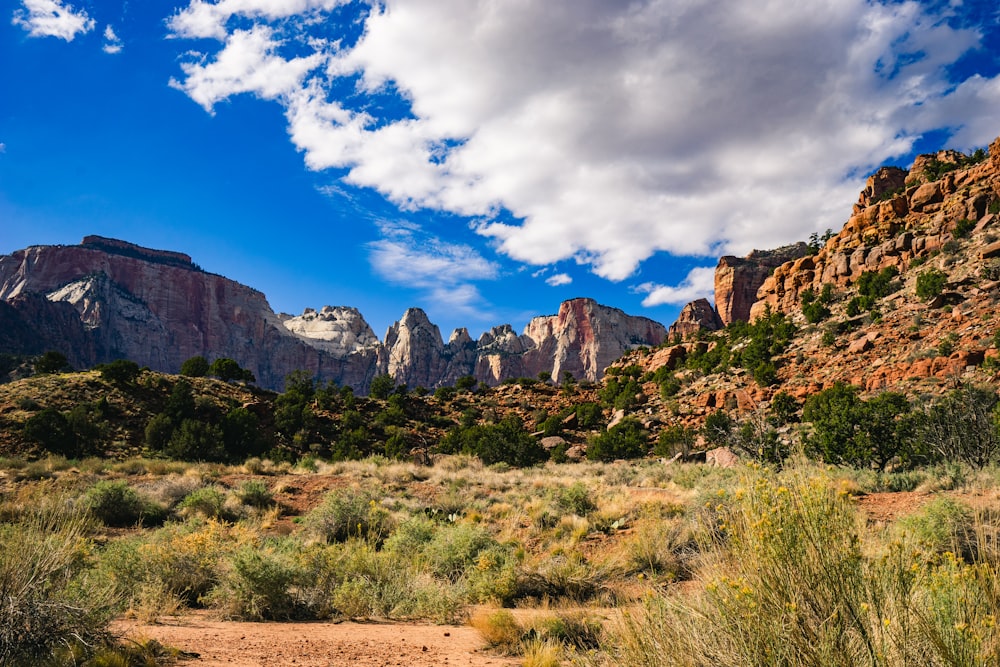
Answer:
[0,238,667,392]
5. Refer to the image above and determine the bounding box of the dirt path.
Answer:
[116,613,519,667]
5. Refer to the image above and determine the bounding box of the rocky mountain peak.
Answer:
[668,298,723,340]
[0,237,670,392]
[282,305,379,356]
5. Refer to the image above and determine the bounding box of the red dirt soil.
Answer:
[116,612,519,667]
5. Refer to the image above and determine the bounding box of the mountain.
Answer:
[0,236,665,391]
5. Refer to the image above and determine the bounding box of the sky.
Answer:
[2,0,1000,340]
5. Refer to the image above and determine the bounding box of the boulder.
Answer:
[706,446,739,468]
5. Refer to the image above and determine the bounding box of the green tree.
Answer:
[165,418,225,461]
[916,268,947,300]
[803,383,916,470]
[23,408,76,456]
[703,410,734,446]
[454,375,477,392]
[34,350,71,375]
[98,359,140,385]
[587,418,648,462]
[369,373,395,399]
[223,407,264,459]
[208,358,255,383]
[145,413,174,450]
[180,355,210,377]
[165,379,196,423]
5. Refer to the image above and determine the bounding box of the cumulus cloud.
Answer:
[636,267,717,307]
[168,0,1000,296]
[102,25,123,54]
[169,26,323,112]
[368,221,500,318]
[545,273,572,287]
[168,0,349,40]
[12,0,94,40]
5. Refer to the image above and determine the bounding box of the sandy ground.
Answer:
[116,612,519,667]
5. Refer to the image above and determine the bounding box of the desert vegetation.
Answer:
[2,351,1000,664]
[2,436,1000,665]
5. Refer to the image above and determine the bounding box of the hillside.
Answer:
[605,136,1000,435]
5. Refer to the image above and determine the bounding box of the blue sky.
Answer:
[2,0,999,339]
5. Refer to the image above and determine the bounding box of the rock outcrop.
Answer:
[473,298,667,385]
[667,298,723,340]
[0,239,666,391]
[714,243,810,326]
[749,140,1000,322]
[0,237,380,390]
[282,306,379,356]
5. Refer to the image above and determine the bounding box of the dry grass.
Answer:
[0,453,998,664]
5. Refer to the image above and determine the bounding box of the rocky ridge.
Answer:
[0,237,665,392]
[623,135,1000,431]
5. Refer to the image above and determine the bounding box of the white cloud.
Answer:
[168,0,349,40]
[545,273,572,287]
[368,221,500,318]
[169,26,323,112]
[636,266,717,307]
[169,0,1000,291]
[0,143,6,154]
[102,25,123,54]
[12,0,94,41]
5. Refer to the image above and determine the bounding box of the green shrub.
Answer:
[209,544,307,620]
[84,480,166,527]
[421,523,496,581]
[98,358,141,385]
[654,424,696,457]
[553,482,596,516]
[0,509,117,664]
[575,402,604,429]
[800,287,832,323]
[587,418,648,461]
[897,497,975,560]
[916,268,947,299]
[803,384,919,470]
[953,218,975,238]
[234,480,274,509]
[303,490,393,544]
[22,408,77,457]
[607,472,1000,666]
[438,415,547,467]
[178,486,229,519]
[180,355,209,377]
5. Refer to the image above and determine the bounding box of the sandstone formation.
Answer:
[614,134,1000,434]
[749,139,1000,322]
[667,298,723,340]
[281,306,379,356]
[474,299,667,385]
[714,243,809,326]
[0,238,666,391]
